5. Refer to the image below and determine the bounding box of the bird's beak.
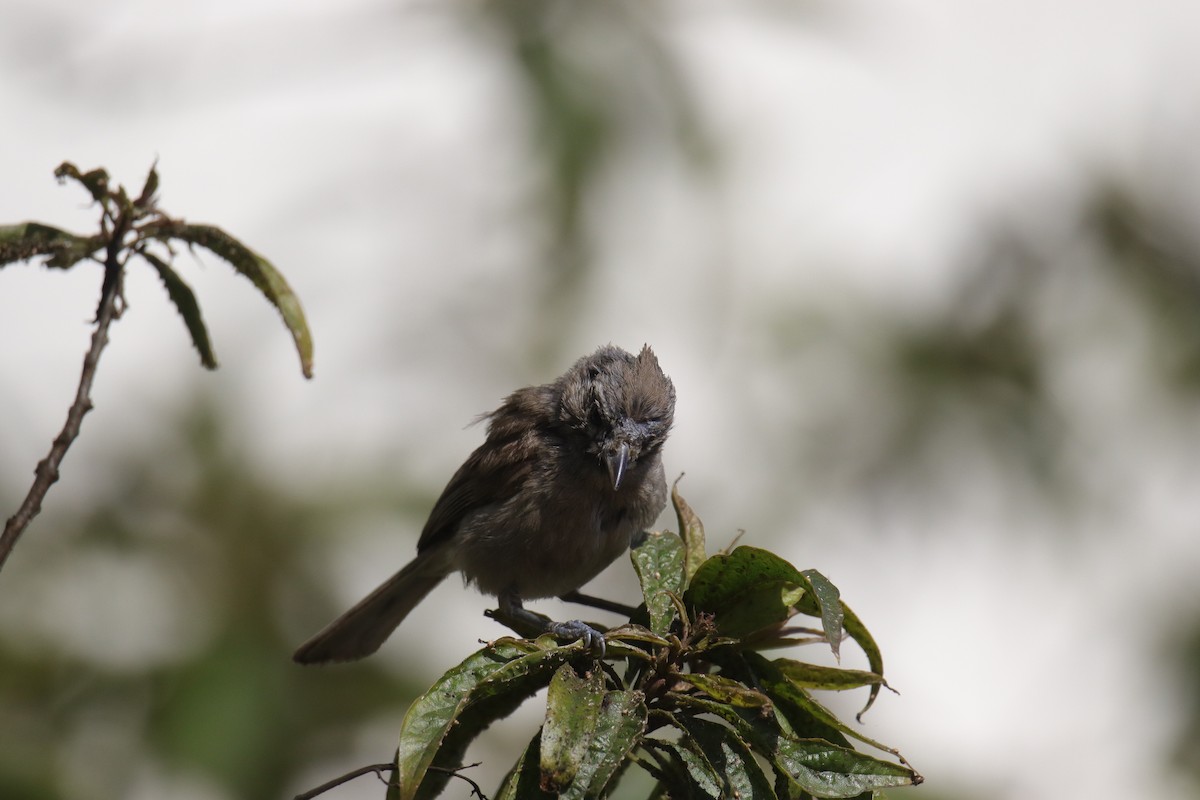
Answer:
[606,442,630,490]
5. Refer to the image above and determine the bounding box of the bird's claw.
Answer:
[548,619,606,657]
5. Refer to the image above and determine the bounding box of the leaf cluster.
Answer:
[387,486,922,799]
[0,162,312,378]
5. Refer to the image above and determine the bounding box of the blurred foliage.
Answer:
[0,404,425,799]
[1171,618,1200,793]
[482,0,711,363]
[1088,184,1200,392]
[880,254,1058,493]
[754,174,1200,520]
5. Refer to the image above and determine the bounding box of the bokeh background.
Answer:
[3,1,1200,798]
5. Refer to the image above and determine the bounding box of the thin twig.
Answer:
[293,761,395,800]
[293,761,489,800]
[429,762,488,800]
[0,254,124,573]
[560,589,639,617]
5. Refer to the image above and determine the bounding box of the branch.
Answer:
[560,589,639,617]
[292,760,487,800]
[1,160,311,572]
[0,259,123,573]
[293,762,395,800]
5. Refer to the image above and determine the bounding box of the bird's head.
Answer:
[559,344,676,490]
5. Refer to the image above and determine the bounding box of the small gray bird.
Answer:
[293,344,675,664]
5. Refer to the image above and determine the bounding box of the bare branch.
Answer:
[292,760,489,800]
[293,762,395,800]
[0,253,124,572]
[429,762,488,800]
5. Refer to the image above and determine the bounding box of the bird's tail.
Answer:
[293,552,449,665]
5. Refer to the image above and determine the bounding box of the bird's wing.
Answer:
[416,418,542,553]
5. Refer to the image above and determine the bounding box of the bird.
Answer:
[293,344,675,664]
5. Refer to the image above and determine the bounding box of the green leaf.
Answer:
[557,689,646,800]
[746,653,903,764]
[395,637,578,800]
[641,735,724,799]
[688,548,853,661]
[686,547,807,637]
[771,660,886,693]
[799,569,843,660]
[631,530,685,636]
[141,251,217,370]
[671,694,919,799]
[495,730,554,800]
[776,681,900,769]
[771,735,916,799]
[841,604,884,720]
[162,223,313,379]
[605,624,672,651]
[673,672,772,710]
[385,752,401,800]
[137,161,159,207]
[602,625,669,667]
[541,665,606,792]
[0,222,102,269]
[676,715,779,800]
[671,479,706,584]
[710,654,851,750]
[55,161,110,203]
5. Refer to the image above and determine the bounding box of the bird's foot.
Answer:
[492,592,607,656]
[546,619,606,657]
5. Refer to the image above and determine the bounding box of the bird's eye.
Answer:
[641,418,667,437]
